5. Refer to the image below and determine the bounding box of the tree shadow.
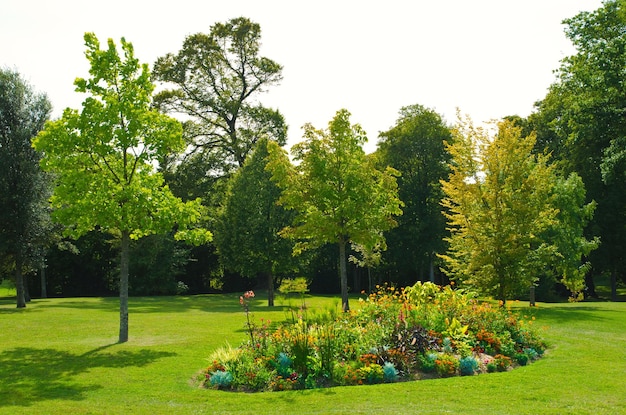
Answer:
[0,344,176,407]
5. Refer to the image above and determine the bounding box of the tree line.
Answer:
[1,2,625,340]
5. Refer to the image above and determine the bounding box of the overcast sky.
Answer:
[1,0,604,151]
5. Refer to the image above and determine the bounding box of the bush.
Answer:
[209,370,233,389]
[459,356,479,376]
[382,362,399,382]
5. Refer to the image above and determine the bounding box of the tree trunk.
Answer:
[267,272,274,307]
[339,239,349,312]
[24,274,31,302]
[119,230,130,343]
[40,259,47,298]
[611,270,617,302]
[15,257,26,308]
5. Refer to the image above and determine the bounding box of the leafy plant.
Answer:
[435,354,459,377]
[209,370,233,389]
[459,356,479,376]
[382,362,399,382]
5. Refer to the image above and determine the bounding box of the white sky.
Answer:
[1,0,604,152]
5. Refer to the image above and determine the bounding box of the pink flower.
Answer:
[239,296,244,305]
[244,290,255,299]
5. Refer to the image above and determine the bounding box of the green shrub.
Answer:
[359,363,384,384]
[382,362,399,382]
[435,354,459,377]
[209,370,233,389]
[459,356,479,376]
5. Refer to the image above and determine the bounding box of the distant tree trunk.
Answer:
[40,260,47,298]
[24,274,31,302]
[119,230,130,343]
[611,270,617,302]
[339,239,349,312]
[15,257,26,308]
[267,272,274,307]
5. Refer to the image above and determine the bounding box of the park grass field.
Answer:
[1,286,625,414]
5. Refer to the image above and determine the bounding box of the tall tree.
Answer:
[33,33,210,342]
[214,138,298,306]
[376,104,452,284]
[0,68,52,308]
[533,0,626,294]
[440,117,596,302]
[266,109,403,312]
[152,17,287,184]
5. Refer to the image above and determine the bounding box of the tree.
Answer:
[375,104,452,284]
[0,68,52,308]
[152,17,287,182]
[214,138,298,306]
[439,117,596,302]
[266,109,403,311]
[533,0,626,295]
[33,33,210,342]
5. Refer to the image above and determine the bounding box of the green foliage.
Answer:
[382,361,399,382]
[0,67,52,307]
[214,138,297,305]
[208,370,233,389]
[533,0,626,287]
[153,17,286,180]
[459,356,479,376]
[375,104,452,282]
[440,116,596,301]
[434,353,459,377]
[266,109,403,311]
[33,33,209,341]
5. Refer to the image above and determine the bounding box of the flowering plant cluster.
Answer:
[200,283,546,392]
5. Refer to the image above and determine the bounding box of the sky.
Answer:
[1,0,605,152]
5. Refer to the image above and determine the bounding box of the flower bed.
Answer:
[200,282,546,392]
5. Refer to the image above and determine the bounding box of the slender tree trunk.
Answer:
[15,257,26,308]
[40,259,47,298]
[24,274,31,302]
[119,230,130,343]
[339,239,349,312]
[267,272,274,307]
[611,270,617,302]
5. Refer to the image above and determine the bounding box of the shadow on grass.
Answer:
[0,344,176,407]
[532,302,623,326]
[36,294,293,314]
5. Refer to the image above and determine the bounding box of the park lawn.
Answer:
[0,292,625,415]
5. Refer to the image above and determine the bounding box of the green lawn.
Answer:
[1,292,625,414]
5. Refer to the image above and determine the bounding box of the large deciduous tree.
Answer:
[440,117,596,303]
[266,109,403,312]
[214,138,298,306]
[33,33,210,342]
[533,0,626,296]
[152,17,287,185]
[375,104,452,284]
[0,68,52,308]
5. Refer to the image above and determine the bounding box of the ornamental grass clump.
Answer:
[201,283,546,392]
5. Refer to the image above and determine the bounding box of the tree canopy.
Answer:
[440,117,596,302]
[266,109,403,311]
[153,17,286,183]
[214,138,298,306]
[375,104,452,284]
[532,0,626,293]
[0,68,52,307]
[33,33,210,342]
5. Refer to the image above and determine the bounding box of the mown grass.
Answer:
[1,290,625,414]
